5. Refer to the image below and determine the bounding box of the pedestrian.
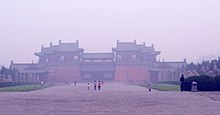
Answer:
[179,74,185,92]
[74,81,76,86]
[87,82,90,90]
[41,80,44,89]
[148,83,152,92]
[102,81,104,85]
[98,81,101,90]
[93,80,97,90]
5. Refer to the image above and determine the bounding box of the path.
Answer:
[0,82,220,115]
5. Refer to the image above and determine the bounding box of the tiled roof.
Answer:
[10,63,48,73]
[117,42,140,51]
[152,61,186,70]
[161,61,186,69]
[136,44,153,52]
[35,41,84,56]
[112,42,140,51]
[54,43,80,52]
[112,40,160,55]
[81,53,115,59]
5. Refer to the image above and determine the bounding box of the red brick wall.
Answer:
[114,65,150,81]
[47,66,81,83]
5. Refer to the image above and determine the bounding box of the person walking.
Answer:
[179,74,185,92]
[93,80,97,90]
[148,83,152,92]
[98,81,101,90]
[87,82,90,90]
[41,80,44,89]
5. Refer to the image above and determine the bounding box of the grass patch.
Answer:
[132,81,180,91]
[0,85,42,92]
[0,82,54,92]
[152,81,180,85]
[151,84,180,91]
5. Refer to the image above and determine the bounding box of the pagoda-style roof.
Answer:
[113,42,140,51]
[136,44,153,52]
[81,53,115,59]
[35,40,84,56]
[10,63,48,73]
[112,40,161,55]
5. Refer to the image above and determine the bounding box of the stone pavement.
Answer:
[0,82,220,115]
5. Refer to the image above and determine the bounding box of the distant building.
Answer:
[80,53,115,81]
[34,40,83,82]
[10,40,186,83]
[112,40,160,81]
[149,60,186,82]
[10,61,48,83]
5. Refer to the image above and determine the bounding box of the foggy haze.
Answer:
[0,0,220,67]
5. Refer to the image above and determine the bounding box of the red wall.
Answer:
[47,66,81,83]
[114,65,150,81]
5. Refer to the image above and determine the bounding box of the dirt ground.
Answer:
[0,82,220,115]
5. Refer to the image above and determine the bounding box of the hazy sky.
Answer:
[0,0,220,67]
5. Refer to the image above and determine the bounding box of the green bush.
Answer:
[183,76,197,91]
[215,75,220,91]
[185,75,216,91]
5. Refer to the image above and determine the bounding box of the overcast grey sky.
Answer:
[0,0,220,67]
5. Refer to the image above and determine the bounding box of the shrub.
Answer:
[215,75,220,91]
[185,75,216,91]
[183,76,197,91]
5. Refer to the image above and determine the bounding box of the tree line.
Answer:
[186,57,220,77]
[0,66,17,82]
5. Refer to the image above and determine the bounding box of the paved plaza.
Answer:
[0,82,220,115]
